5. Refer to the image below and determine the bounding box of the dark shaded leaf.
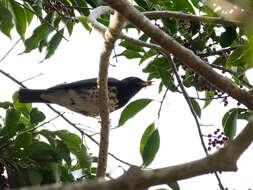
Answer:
[220,27,237,47]
[55,130,92,168]
[0,7,14,38]
[168,181,180,190]
[4,108,21,137]
[0,101,12,109]
[15,132,33,148]
[30,108,46,124]
[56,140,71,166]
[27,141,57,162]
[119,99,152,126]
[142,129,160,167]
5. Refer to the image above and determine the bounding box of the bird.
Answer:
[18,77,152,116]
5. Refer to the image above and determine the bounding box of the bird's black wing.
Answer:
[47,77,120,91]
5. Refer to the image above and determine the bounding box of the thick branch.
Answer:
[89,11,126,178]
[103,0,253,110]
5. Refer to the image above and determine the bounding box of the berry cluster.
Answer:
[0,163,9,188]
[207,128,229,151]
[43,1,75,23]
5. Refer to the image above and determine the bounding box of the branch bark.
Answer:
[88,10,126,178]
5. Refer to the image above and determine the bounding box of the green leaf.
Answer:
[142,129,160,167]
[27,141,57,162]
[117,49,143,59]
[220,27,237,47]
[162,18,177,35]
[119,98,152,126]
[0,7,14,38]
[24,23,52,53]
[222,109,238,139]
[96,17,109,27]
[191,39,205,51]
[23,2,34,25]
[9,0,27,40]
[134,0,148,9]
[56,140,71,166]
[39,129,56,145]
[190,98,201,118]
[66,22,74,36]
[203,91,214,109]
[140,123,155,155]
[30,108,46,124]
[4,107,21,137]
[168,181,180,190]
[157,68,172,88]
[43,28,64,60]
[174,0,195,13]
[78,16,92,32]
[226,46,244,68]
[119,41,144,52]
[13,91,32,117]
[15,132,33,148]
[55,130,92,168]
[70,0,89,15]
[0,101,12,109]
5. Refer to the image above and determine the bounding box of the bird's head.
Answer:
[117,77,152,108]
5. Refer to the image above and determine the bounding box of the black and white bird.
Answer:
[18,77,152,116]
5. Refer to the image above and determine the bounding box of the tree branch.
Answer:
[88,10,126,178]
[144,11,245,27]
[103,0,253,110]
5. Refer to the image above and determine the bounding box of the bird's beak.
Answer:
[140,81,153,87]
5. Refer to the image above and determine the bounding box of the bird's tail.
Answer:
[18,89,50,103]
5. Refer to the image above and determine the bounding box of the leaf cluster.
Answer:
[0,91,94,188]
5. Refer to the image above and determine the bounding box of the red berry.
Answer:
[208,134,212,138]
[181,75,186,80]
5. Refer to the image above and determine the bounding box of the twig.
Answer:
[11,0,68,41]
[0,38,21,63]
[157,88,169,122]
[198,46,241,58]
[21,73,44,83]
[166,54,224,190]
